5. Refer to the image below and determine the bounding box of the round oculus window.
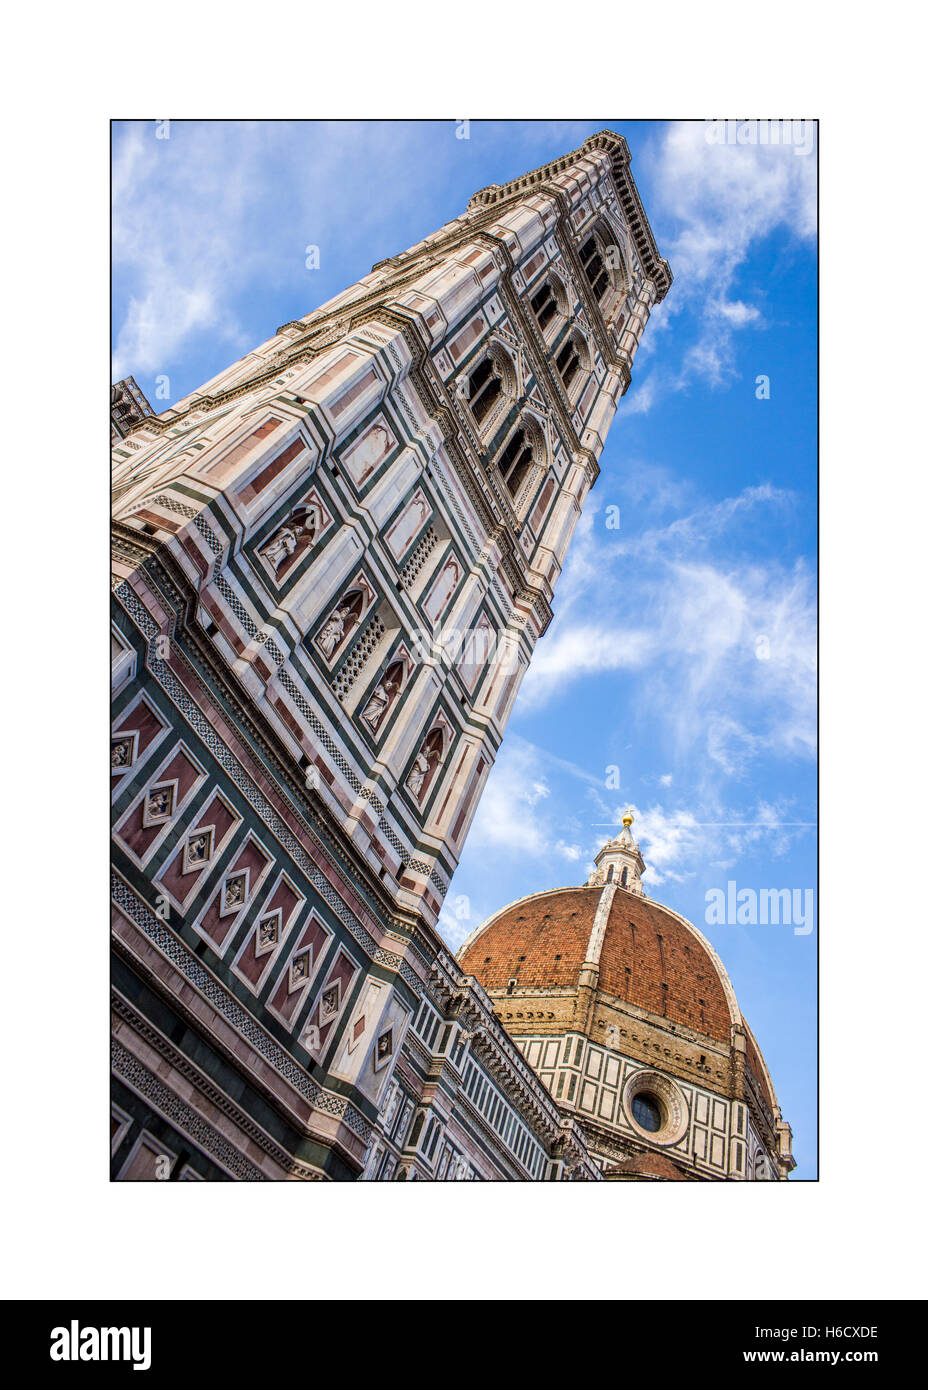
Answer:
[631,1092,663,1133]
[623,1070,688,1145]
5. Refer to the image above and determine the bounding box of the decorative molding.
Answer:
[112,870,374,1148]
[112,1038,269,1181]
[112,994,327,1181]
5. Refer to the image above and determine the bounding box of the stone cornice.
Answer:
[429,950,589,1152]
[111,991,327,1180]
[468,130,673,303]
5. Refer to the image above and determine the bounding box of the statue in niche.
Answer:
[360,661,405,732]
[407,751,430,799]
[315,589,365,661]
[259,503,320,577]
[406,728,445,802]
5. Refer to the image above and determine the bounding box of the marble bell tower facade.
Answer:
[111,130,672,1181]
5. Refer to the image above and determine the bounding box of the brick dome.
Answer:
[456,816,794,1179]
[458,883,740,1043]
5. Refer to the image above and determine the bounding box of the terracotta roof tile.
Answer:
[611,1152,688,1181]
[459,887,595,991]
[598,893,731,1042]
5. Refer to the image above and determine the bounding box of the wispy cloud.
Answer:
[457,744,812,899]
[112,122,263,377]
[588,797,810,887]
[520,481,816,775]
[465,736,605,865]
[631,119,817,400]
[436,734,607,948]
[111,120,438,383]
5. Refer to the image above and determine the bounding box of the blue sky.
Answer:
[113,119,818,1177]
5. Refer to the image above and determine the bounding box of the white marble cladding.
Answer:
[516,1033,778,1181]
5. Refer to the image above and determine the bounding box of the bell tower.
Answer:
[111,131,672,1181]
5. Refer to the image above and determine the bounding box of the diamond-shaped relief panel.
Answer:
[111,734,137,771]
[221,870,249,916]
[320,982,341,1020]
[143,782,176,826]
[183,827,214,873]
[256,910,281,955]
[289,949,313,991]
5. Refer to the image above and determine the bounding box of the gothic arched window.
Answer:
[496,427,534,498]
[620,866,628,887]
[530,273,567,341]
[578,225,629,324]
[556,338,580,390]
[464,347,516,436]
[606,864,614,883]
[531,281,558,332]
[555,332,589,399]
[579,233,610,303]
[467,356,502,426]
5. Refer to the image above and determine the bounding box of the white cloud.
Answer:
[619,373,660,416]
[629,803,702,884]
[624,797,809,886]
[521,482,817,772]
[714,298,763,327]
[706,715,762,778]
[640,119,817,395]
[465,743,552,859]
[655,122,817,278]
[464,737,605,866]
[114,276,245,378]
[521,623,653,698]
[112,122,263,377]
[111,120,434,382]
